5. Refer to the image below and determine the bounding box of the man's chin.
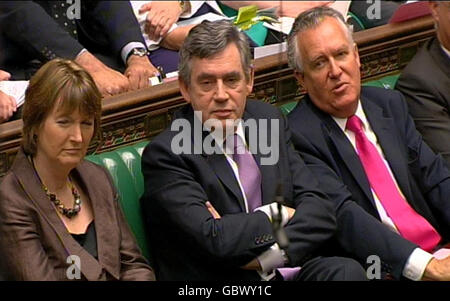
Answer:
[203,117,239,135]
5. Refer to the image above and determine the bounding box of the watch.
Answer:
[126,47,148,62]
[179,1,187,13]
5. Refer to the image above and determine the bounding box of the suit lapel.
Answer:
[306,99,376,206]
[361,96,414,204]
[183,104,277,211]
[12,150,104,280]
[326,117,376,206]
[206,153,246,211]
[75,162,120,280]
[430,38,450,86]
[181,107,246,211]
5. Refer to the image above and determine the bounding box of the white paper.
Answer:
[0,80,28,107]
[177,12,231,27]
[263,1,351,35]
[263,17,295,36]
[329,0,352,21]
[254,42,287,59]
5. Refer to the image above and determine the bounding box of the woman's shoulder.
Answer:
[78,159,107,173]
[0,171,20,194]
[76,159,118,196]
[0,167,33,211]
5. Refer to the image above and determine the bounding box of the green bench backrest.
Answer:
[85,141,150,260]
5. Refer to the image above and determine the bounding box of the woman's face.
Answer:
[35,102,95,170]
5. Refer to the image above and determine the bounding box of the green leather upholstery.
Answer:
[85,141,150,260]
[279,101,298,116]
[280,74,401,115]
[362,74,400,90]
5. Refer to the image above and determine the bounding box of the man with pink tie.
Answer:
[287,6,450,280]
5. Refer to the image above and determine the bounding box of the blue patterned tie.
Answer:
[232,134,262,212]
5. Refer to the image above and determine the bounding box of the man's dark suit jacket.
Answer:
[141,100,418,281]
[0,149,154,281]
[396,38,450,167]
[0,1,146,79]
[288,87,450,251]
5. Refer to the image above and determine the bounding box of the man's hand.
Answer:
[0,90,17,123]
[75,51,129,97]
[422,257,450,281]
[160,24,196,51]
[139,1,185,41]
[241,258,262,271]
[278,1,334,18]
[125,55,158,90]
[286,207,295,220]
[0,70,11,81]
[206,201,221,219]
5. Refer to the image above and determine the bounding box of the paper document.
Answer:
[254,42,287,59]
[177,12,230,27]
[263,1,351,35]
[0,80,28,107]
[329,0,352,20]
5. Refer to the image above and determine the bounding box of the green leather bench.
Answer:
[84,73,400,262]
[85,141,151,260]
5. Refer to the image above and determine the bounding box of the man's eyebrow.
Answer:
[311,44,350,61]
[196,71,242,80]
[223,71,241,78]
[196,73,216,81]
[335,45,350,52]
[311,54,325,62]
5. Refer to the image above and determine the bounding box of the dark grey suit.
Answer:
[141,100,418,281]
[288,87,450,262]
[396,38,450,167]
[0,1,146,79]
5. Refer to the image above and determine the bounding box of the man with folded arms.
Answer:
[141,19,450,281]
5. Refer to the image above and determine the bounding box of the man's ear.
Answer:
[429,1,440,23]
[294,70,306,90]
[353,43,361,69]
[246,67,255,96]
[179,79,191,103]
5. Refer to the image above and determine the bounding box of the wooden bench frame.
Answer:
[0,15,436,179]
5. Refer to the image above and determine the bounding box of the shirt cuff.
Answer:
[257,243,285,274]
[183,1,200,18]
[121,42,147,64]
[255,202,289,227]
[402,248,433,281]
[75,48,88,60]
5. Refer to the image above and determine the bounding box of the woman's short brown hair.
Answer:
[22,58,102,155]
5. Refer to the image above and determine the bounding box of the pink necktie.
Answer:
[346,115,441,252]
